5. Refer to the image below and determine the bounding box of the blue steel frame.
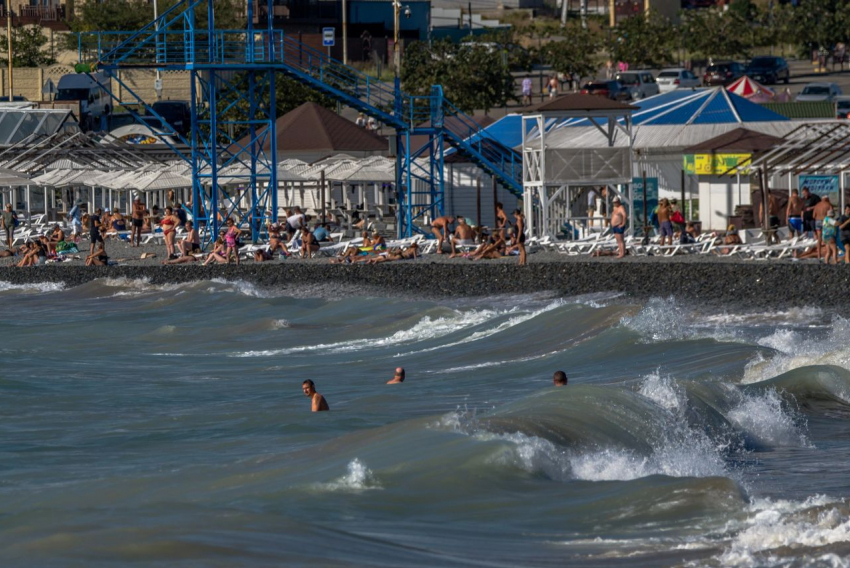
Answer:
[85,0,523,241]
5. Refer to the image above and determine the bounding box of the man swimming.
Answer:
[387,367,405,384]
[553,371,568,387]
[302,379,329,412]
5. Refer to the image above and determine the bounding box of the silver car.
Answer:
[796,82,843,103]
[656,68,701,93]
[615,71,660,100]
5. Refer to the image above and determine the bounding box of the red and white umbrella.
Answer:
[726,75,775,99]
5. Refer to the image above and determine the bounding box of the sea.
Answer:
[2,277,850,566]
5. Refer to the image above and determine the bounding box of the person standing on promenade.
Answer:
[522,77,533,106]
[786,189,804,238]
[89,208,103,257]
[514,209,527,266]
[1,204,16,250]
[131,198,146,247]
[802,187,820,239]
[302,380,329,412]
[431,215,454,254]
[67,201,82,243]
[495,202,509,240]
[553,371,568,387]
[611,197,627,259]
[387,368,405,384]
[657,198,673,246]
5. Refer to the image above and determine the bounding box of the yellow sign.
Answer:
[683,153,751,176]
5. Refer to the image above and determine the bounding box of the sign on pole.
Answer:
[322,28,335,47]
[631,177,658,229]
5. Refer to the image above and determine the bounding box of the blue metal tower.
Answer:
[84,0,522,243]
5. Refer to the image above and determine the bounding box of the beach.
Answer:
[5,237,850,308]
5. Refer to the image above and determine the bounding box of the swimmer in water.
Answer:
[387,367,405,384]
[302,379,329,412]
[553,370,567,387]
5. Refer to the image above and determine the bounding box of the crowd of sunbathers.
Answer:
[426,203,528,265]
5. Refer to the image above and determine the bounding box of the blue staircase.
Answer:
[87,6,523,197]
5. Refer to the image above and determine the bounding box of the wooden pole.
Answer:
[320,169,326,225]
[641,170,648,245]
[680,168,686,220]
[492,174,497,231]
[761,165,770,235]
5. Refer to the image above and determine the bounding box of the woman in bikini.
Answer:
[203,237,228,265]
[223,218,242,265]
[161,207,181,259]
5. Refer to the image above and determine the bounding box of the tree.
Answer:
[540,23,601,83]
[680,7,753,61]
[0,26,56,67]
[402,40,515,113]
[608,11,676,68]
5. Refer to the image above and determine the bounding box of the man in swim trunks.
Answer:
[178,221,201,257]
[611,197,627,259]
[430,216,454,254]
[814,196,833,259]
[131,198,146,247]
[449,217,476,258]
[553,371,568,387]
[786,189,804,238]
[89,208,103,257]
[302,379,329,412]
[657,198,673,246]
[387,367,405,384]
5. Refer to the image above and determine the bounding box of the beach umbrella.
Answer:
[726,76,775,99]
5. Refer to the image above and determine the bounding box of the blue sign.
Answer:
[632,177,659,228]
[322,28,335,47]
[799,174,840,206]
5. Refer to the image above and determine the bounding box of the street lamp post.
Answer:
[392,0,410,78]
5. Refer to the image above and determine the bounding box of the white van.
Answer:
[55,72,111,130]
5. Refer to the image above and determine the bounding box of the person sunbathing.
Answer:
[254,248,275,262]
[203,237,228,265]
[112,211,127,232]
[178,221,201,257]
[367,242,420,264]
[717,228,743,255]
[267,224,290,258]
[449,218,476,258]
[85,240,108,266]
[300,229,321,258]
[469,237,503,260]
[161,254,198,265]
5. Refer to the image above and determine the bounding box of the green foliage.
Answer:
[608,11,676,67]
[401,40,515,113]
[540,23,601,80]
[0,26,56,67]
[680,7,753,60]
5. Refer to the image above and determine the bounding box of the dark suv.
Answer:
[745,56,790,85]
[703,61,746,86]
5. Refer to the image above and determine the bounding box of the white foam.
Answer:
[271,319,290,330]
[232,300,565,358]
[620,297,739,343]
[726,389,811,448]
[743,316,850,384]
[314,459,381,492]
[638,371,684,413]
[717,495,850,565]
[0,280,65,294]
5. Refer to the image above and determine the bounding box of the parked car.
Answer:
[796,82,843,103]
[836,96,850,119]
[56,72,112,131]
[656,68,701,93]
[745,56,790,85]
[580,80,633,101]
[615,71,659,99]
[703,61,746,86]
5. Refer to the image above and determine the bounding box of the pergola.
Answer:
[734,122,850,228]
[521,95,636,239]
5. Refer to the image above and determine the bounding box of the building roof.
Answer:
[554,88,788,129]
[522,93,636,113]
[683,127,785,154]
[761,102,836,120]
[232,102,388,155]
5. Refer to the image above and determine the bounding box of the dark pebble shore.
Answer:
[3,252,849,309]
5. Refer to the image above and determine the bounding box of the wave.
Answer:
[743,365,850,406]
[0,280,65,294]
[230,300,567,358]
[311,459,381,493]
[619,297,741,343]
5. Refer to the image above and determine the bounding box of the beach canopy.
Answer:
[726,76,775,100]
